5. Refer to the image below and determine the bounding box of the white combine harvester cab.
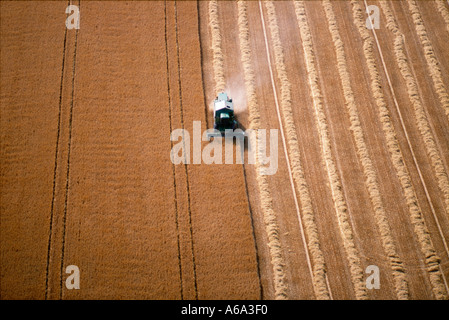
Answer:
[207,92,244,140]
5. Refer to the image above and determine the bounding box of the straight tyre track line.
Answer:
[407,0,449,122]
[45,0,69,298]
[197,0,210,129]
[372,0,449,296]
[322,0,408,299]
[241,161,264,300]
[377,0,449,259]
[293,0,366,299]
[174,0,198,299]
[164,0,184,300]
[258,1,306,299]
[209,0,264,298]
[351,0,448,299]
[259,0,332,299]
[364,2,448,259]
[59,0,79,298]
[367,1,449,287]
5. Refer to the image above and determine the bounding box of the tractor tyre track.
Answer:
[2,0,448,300]
[173,0,199,299]
[1,1,70,299]
[379,0,449,257]
[321,0,408,300]
[294,0,367,300]
[164,0,184,300]
[407,0,449,122]
[257,0,331,300]
[351,0,448,300]
[45,0,69,298]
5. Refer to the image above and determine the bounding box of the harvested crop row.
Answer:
[236,1,288,299]
[380,0,449,231]
[208,0,226,94]
[321,0,408,300]
[351,0,448,300]
[209,0,288,299]
[434,0,449,34]
[240,1,329,300]
[293,0,366,300]
[407,0,449,121]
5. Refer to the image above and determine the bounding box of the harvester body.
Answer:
[207,92,242,140]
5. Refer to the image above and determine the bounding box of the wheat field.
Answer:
[1,0,448,300]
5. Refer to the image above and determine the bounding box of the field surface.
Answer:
[1,0,448,300]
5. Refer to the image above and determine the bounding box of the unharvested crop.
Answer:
[407,0,449,121]
[2,0,447,301]
[380,0,449,231]
[211,0,289,299]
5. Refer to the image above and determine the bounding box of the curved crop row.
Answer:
[407,0,449,121]
[434,0,449,34]
[235,1,288,299]
[380,0,449,235]
[241,0,329,300]
[351,0,447,300]
[293,0,366,300]
[322,0,408,300]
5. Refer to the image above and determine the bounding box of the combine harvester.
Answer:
[207,92,246,140]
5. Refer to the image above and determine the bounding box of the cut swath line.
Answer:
[259,0,311,299]
[402,0,449,221]
[352,0,448,299]
[209,0,226,95]
[322,0,408,300]
[59,1,80,298]
[228,2,264,300]
[197,0,211,129]
[211,0,286,299]
[258,0,331,300]
[407,0,449,122]
[45,0,69,298]
[208,0,265,299]
[294,0,366,300]
[367,0,449,298]
[378,0,449,261]
[174,0,198,300]
[434,0,449,34]
[236,0,289,300]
